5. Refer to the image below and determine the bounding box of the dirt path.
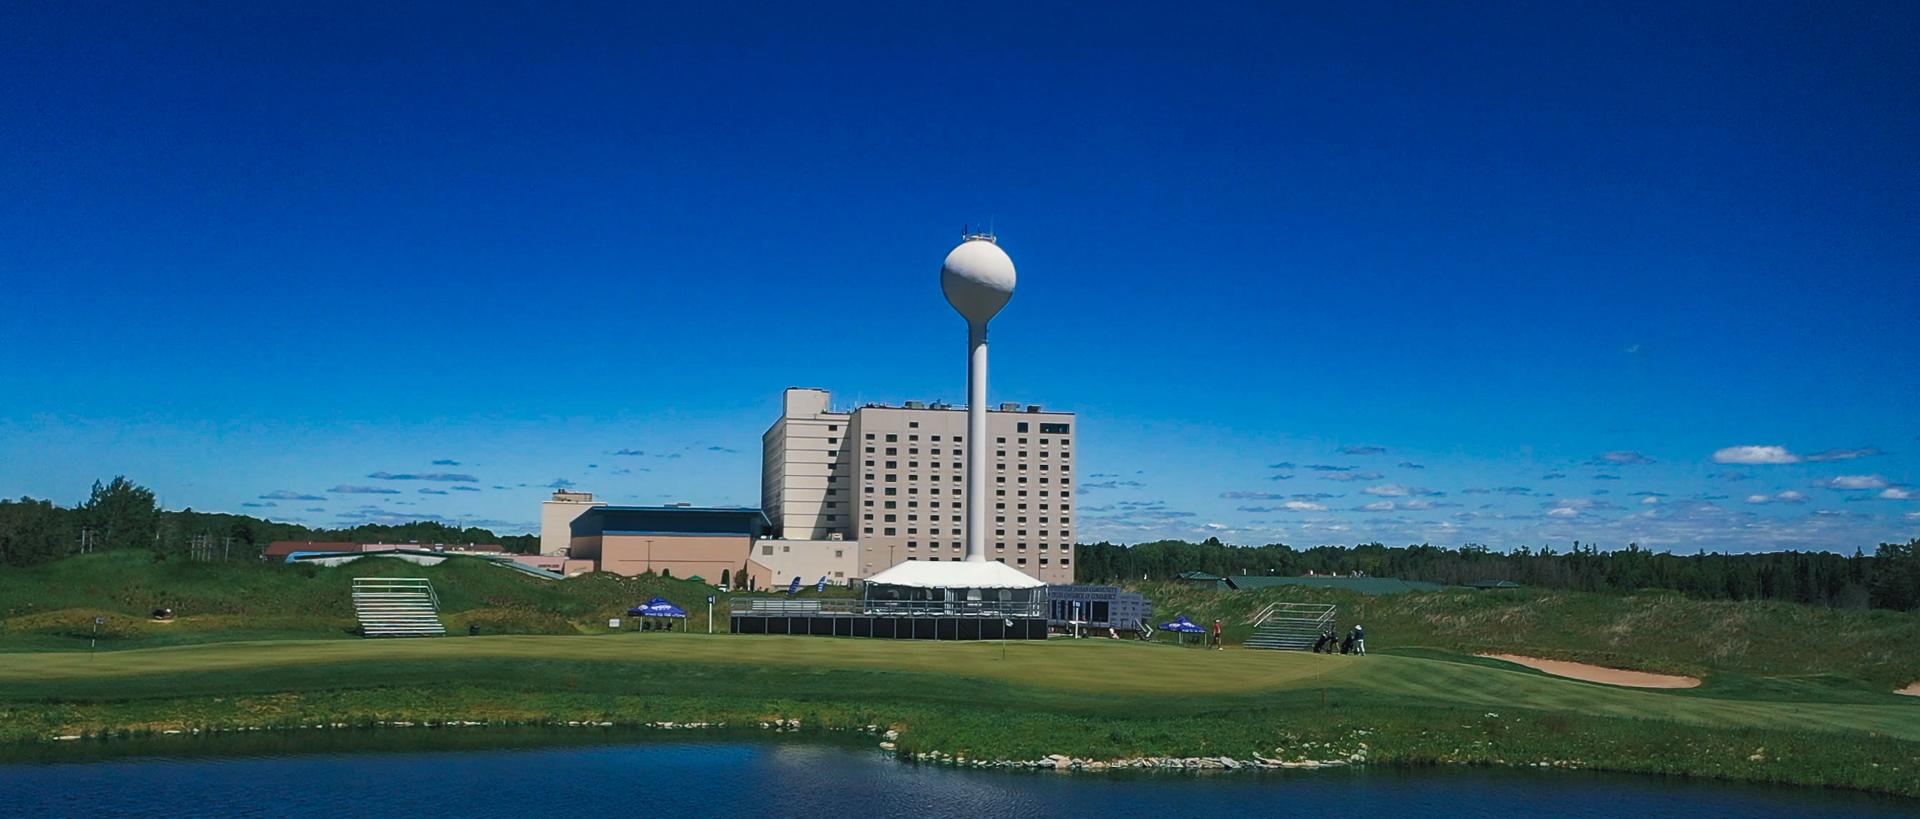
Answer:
[1478,653,1702,689]
[1898,682,1920,697]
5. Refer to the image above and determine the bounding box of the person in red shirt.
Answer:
[1211,618,1224,650]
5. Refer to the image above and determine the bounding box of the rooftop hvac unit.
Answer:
[904,400,926,409]
[827,532,845,541]
[999,402,1022,411]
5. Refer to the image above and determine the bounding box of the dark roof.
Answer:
[1468,579,1522,589]
[1176,571,1225,581]
[575,506,770,537]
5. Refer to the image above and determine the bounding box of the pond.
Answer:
[0,729,1910,818]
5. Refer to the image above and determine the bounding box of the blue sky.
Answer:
[1,3,1915,550]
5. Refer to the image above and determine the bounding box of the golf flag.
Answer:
[816,576,828,592]
[787,577,801,595]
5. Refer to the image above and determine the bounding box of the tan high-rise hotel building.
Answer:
[762,387,1076,584]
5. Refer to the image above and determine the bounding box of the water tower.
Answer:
[941,232,1016,563]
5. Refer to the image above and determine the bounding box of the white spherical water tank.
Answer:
[941,237,1016,324]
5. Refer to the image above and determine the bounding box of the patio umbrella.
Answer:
[642,596,688,618]
[1160,615,1206,645]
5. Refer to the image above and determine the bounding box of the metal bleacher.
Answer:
[351,577,446,637]
[1244,601,1336,650]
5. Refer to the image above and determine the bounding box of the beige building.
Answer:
[743,537,860,589]
[540,490,606,555]
[761,387,1076,584]
[562,505,768,586]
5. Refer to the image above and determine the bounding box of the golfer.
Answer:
[1211,618,1223,650]
[1352,624,1366,656]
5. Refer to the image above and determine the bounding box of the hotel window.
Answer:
[866,434,875,440]
[1060,559,1070,566]
[886,434,898,442]
[829,425,839,431]
[885,488,897,495]
[885,474,898,482]
[932,435,942,441]
[761,545,774,555]
[827,438,838,445]
[884,501,896,509]
[1041,423,1070,434]
[1016,557,1028,566]
[886,460,897,469]
[884,514,896,522]
[1017,422,1029,433]
[1040,558,1049,566]
[864,527,874,534]
[997,437,1006,444]
[909,422,919,428]
[886,448,897,456]
[885,528,896,536]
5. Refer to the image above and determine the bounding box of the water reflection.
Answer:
[0,730,1909,818]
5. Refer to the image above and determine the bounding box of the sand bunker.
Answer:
[1898,682,1920,697]
[1478,654,1702,689]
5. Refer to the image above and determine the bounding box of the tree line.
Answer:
[0,476,538,567]
[1073,537,1920,613]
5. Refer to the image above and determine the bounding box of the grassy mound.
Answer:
[1140,581,1920,689]
[0,551,811,649]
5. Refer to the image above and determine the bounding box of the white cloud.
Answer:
[1823,475,1889,490]
[1546,507,1579,518]
[1745,494,1772,505]
[1362,500,1395,511]
[1713,445,1883,465]
[1883,487,1915,500]
[1748,491,1807,505]
[1283,500,1327,512]
[1640,496,1660,505]
[1714,445,1799,465]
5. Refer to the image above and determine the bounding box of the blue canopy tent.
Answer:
[628,597,688,631]
[1160,615,1206,645]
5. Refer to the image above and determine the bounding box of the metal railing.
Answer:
[1250,602,1337,630]
[729,596,1046,619]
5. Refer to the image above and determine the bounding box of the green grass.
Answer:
[1141,581,1920,689]
[0,551,851,651]
[5,553,1920,796]
[1,635,1917,796]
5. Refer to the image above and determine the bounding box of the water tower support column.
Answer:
[966,319,989,562]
